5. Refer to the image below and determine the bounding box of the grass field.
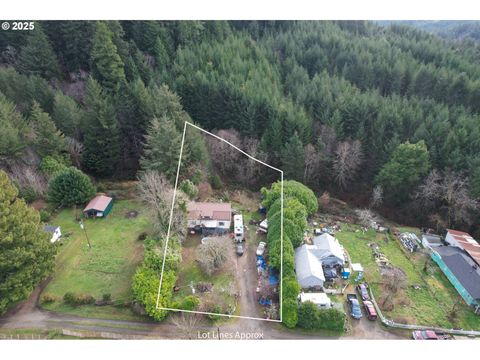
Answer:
[41,200,151,321]
[336,224,480,330]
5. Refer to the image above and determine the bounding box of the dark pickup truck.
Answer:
[347,294,362,319]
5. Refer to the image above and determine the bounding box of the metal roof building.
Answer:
[431,246,480,313]
[295,245,325,289]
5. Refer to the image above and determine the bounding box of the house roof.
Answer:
[435,246,480,300]
[311,233,345,262]
[43,225,59,233]
[422,233,443,244]
[447,229,480,265]
[295,245,325,287]
[187,202,231,221]
[83,195,113,212]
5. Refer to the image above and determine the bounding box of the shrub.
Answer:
[180,179,198,199]
[48,167,96,207]
[102,293,112,302]
[282,299,298,328]
[181,295,200,311]
[191,169,203,185]
[40,294,56,304]
[39,210,51,222]
[209,173,223,190]
[261,180,318,216]
[19,187,38,203]
[39,156,67,177]
[297,302,346,331]
[63,292,95,306]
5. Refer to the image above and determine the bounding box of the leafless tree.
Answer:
[416,169,478,227]
[355,208,376,228]
[303,143,322,185]
[137,170,187,240]
[333,140,363,189]
[8,163,47,195]
[206,129,242,176]
[197,237,230,276]
[171,312,200,339]
[65,137,83,168]
[313,123,337,158]
[265,303,278,320]
[370,185,384,209]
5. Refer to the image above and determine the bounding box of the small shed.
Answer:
[422,233,443,250]
[44,225,61,243]
[298,292,332,308]
[83,195,113,218]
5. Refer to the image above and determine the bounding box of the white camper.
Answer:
[234,214,244,242]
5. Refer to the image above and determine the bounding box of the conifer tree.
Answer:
[82,77,121,176]
[90,22,126,93]
[16,25,60,80]
[0,170,56,315]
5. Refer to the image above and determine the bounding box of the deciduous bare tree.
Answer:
[303,143,322,185]
[416,169,478,227]
[355,208,376,228]
[137,170,186,240]
[171,313,200,339]
[370,185,384,208]
[197,237,230,276]
[65,136,83,168]
[333,140,363,189]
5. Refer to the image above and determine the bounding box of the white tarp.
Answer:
[299,292,332,307]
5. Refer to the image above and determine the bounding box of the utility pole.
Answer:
[79,219,91,249]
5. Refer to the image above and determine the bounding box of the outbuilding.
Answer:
[298,292,332,308]
[83,195,114,218]
[43,225,61,243]
[431,246,480,313]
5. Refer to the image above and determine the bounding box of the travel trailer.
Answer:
[233,214,244,242]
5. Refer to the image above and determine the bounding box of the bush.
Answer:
[40,294,56,304]
[181,295,200,311]
[63,292,95,306]
[180,179,198,199]
[39,156,67,177]
[282,299,298,328]
[102,293,112,302]
[209,173,223,190]
[261,180,318,216]
[297,302,346,331]
[19,187,38,203]
[48,167,96,207]
[191,169,203,185]
[39,210,51,222]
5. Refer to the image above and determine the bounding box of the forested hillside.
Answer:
[1,20,480,235]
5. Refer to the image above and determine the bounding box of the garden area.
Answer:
[40,200,151,321]
[336,223,480,330]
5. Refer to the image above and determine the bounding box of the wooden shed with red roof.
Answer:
[83,195,114,218]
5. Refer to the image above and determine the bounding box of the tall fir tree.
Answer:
[16,24,60,80]
[82,77,121,177]
[281,132,305,182]
[90,22,126,93]
[0,170,56,314]
[29,101,67,159]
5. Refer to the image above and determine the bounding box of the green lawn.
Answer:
[41,200,151,321]
[336,223,480,330]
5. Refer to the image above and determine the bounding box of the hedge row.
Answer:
[262,180,318,328]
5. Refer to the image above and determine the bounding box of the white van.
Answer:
[233,214,244,242]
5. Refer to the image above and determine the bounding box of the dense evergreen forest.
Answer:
[1,20,480,236]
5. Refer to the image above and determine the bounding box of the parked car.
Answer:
[236,243,244,256]
[357,283,370,301]
[363,300,377,321]
[347,294,362,319]
[256,242,266,256]
[412,330,454,340]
